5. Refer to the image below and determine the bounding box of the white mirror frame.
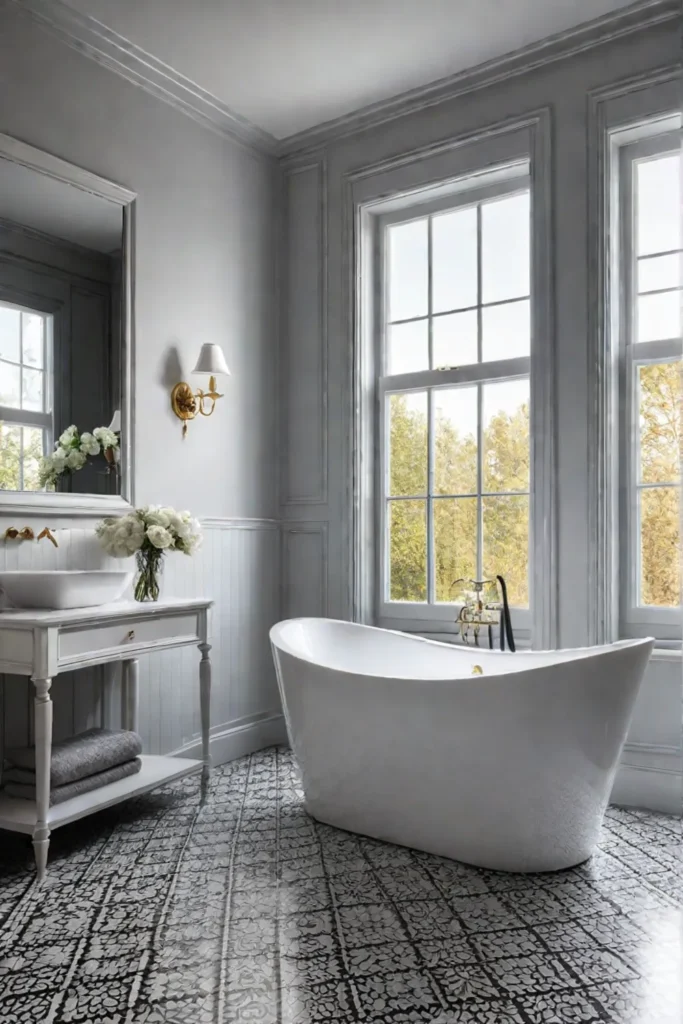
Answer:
[0,132,136,517]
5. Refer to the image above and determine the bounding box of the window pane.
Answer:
[388,500,426,602]
[387,219,428,322]
[0,422,21,490]
[483,379,530,493]
[481,191,530,303]
[636,154,681,257]
[640,487,680,607]
[637,291,681,343]
[638,362,680,485]
[0,306,20,363]
[22,426,45,491]
[483,495,529,607]
[432,207,477,313]
[482,298,530,361]
[388,391,427,496]
[638,254,680,294]
[387,320,428,374]
[434,497,477,602]
[432,310,477,369]
[21,367,43,411]
[22,313,44,368]
[0,360,20,407]
[434,386,477,495]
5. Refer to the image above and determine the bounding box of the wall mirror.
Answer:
[0,134,135,515]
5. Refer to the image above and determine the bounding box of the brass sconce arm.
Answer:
[170,344,230,437]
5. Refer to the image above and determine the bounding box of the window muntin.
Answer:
[379,181,531,619]
[621,139,681,630]
[0,301,53,491]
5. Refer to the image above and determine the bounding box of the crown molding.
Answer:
[278,0,679,158]
[4,0,279,158]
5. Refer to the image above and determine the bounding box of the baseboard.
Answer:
[170,712,289,766]
[611,743,682,815]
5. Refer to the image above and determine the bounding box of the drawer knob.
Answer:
[126,629,135,642]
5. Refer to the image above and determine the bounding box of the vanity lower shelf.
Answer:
[0,755,203,835]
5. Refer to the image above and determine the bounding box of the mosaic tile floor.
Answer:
[0,747,681,1024]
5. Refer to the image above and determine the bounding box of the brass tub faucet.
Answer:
[37,527,59,548]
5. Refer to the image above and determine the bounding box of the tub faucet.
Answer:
[37,527,59,548]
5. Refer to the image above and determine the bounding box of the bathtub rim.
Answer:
[270,617,654,683]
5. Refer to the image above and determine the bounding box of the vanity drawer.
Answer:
[59,613,200,662]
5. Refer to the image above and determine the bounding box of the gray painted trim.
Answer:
[281,521,329,618]
[586,66,680,646]
[201,517,280,531]
[279,0,678,158]
[280,156,329,506]
[5,0,279,158]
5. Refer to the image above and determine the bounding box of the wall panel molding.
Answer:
[4,0,278,157]
[281,157,328,507]
[281,521,329,619]
[279,0,677,157]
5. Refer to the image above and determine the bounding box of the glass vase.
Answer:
[134,548,163,602]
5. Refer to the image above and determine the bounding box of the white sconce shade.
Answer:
[108,409,122,432]
[192,343,231,376]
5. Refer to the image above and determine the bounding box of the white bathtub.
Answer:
[270,618,653,873]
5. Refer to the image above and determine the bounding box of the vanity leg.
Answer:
[198,643,212,772]
[121,659,140,733]
[31,677,52,883]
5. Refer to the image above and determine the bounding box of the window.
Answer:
[619,133,681,638]
[0,300,53,491]
[378,178,532,628]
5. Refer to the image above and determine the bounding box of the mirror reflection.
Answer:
[0,157,123,495]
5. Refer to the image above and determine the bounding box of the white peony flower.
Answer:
[145,507,172,528]
[93,426,118,450]
[79,432,101,456]
[58,425,78,448]
[66,449,87,471]
[51,449,68,470]
[96,514,144,558]
[146,525,173,550]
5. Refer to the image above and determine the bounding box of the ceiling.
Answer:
[0,157,123,253]
[63,0,641,140]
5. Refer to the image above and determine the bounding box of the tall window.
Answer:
[0,301,53,491]
[378,177,532,626]
[619,133,681,638]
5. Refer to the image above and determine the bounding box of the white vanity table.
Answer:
[0,597,213,881]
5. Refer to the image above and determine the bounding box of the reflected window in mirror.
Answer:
[0,155,124,496]
[0,302,53,491]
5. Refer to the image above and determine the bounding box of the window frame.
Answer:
[376,174,533,634]
[0,298,54,490]
[617,131,681,641]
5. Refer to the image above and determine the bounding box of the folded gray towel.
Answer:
[3,757,142,805]
[4,728,142,787]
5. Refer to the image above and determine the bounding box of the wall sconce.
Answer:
[170,344,231,437]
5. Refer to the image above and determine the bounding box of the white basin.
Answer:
[0,570,133,610]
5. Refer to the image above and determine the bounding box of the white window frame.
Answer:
[617,130,681,641]
[0,298,53,490]
[376,174,533,637]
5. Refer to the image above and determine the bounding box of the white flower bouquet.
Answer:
[96,506,202,601]
[39,424,120,489]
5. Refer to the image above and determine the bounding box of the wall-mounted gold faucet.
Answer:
[3,527,35,541]
[3,526,59,547]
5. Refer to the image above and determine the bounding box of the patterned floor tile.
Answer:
[0,747,680,1024]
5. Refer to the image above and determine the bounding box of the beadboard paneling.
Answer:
[0,519,281,762]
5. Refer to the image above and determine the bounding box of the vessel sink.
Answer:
[0,570,133,610]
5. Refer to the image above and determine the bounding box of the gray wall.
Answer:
[279,20,682,810]
[0,7,283,760]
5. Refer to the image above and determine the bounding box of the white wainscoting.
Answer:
[0,518,286,766]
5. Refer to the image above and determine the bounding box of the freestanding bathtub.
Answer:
[270,619,653,873]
